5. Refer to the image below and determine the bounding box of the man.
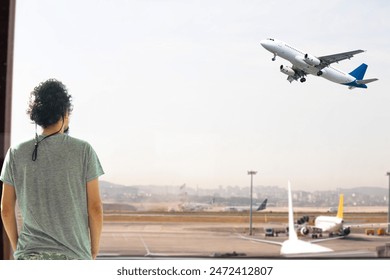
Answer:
[0,79,104,259]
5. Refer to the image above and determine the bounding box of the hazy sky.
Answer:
[11,0,390,190]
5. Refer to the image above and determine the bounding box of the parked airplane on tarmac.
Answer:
[240,182,339,256]
[298,194,390,238]
[298,194,349,238]
[260,38,378,89]
[223,198,268,212]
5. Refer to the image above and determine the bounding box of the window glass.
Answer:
[11,0,389,258]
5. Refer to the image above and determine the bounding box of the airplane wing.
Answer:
[310,235,345,243]
[346,222,390,229]
[318,50,365,68]
[238,234,343,245]
[238,235,282,246]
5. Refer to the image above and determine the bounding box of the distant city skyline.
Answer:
[99,180,389,208]
[10,0,390,190]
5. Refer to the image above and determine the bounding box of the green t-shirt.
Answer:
[0,134,104,260]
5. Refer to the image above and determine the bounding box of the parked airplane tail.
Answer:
[287,182,298,241]
[336,194,344,219]
[256,198,268,211]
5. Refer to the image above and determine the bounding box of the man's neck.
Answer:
[42,123,64,136]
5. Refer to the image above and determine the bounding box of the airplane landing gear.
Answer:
[317,70,323,76]
[300,77,306,83]
[272,53,276,61]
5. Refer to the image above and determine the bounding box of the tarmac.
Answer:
[98,211,390,259]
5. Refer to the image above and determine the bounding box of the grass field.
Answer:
[103,210,388,225]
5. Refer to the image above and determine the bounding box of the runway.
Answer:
[98,212,390,259]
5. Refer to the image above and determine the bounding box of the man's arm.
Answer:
[1,183,18,251]
[86,178,103,260]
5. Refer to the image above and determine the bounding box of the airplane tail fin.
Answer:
[348,63,378,89]
[257,198,268,211]
[349,63,368,80]
[336,194,344,219]
[287,182,298,241]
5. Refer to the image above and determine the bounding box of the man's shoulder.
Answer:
[11,135,91,150]
[11,138,35,152]
[64,135,94,150]
[65,135,89,145]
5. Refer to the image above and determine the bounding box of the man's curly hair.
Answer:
[27,79,73,128]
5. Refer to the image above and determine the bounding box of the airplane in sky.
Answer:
[240,182,338,256]
[260,38,378,89]
[223,198,268,212]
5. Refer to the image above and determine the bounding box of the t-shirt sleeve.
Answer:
[0,148,15,186]
[86,144,104,182]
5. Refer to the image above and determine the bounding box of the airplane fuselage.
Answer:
[260,39,357,85]
[314,216,344,233]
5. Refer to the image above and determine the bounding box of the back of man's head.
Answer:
[27,79,73,128]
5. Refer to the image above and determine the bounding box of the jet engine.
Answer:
[317,68,327,76]
[304,53,321,66]
[342,227,351,236]
[300,227,310,235]
[280,65,295,76]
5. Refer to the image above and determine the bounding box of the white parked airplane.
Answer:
[298,194,389,238]
[260,38,378,89]
[240,182,337,256]
[299,194,349,238]
[223,198,268,212]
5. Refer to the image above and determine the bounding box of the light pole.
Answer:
[248,170,257,235]
[387,172,390,234]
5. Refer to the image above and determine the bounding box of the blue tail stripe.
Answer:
[349,63,367,80]
[342,81,367,88]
